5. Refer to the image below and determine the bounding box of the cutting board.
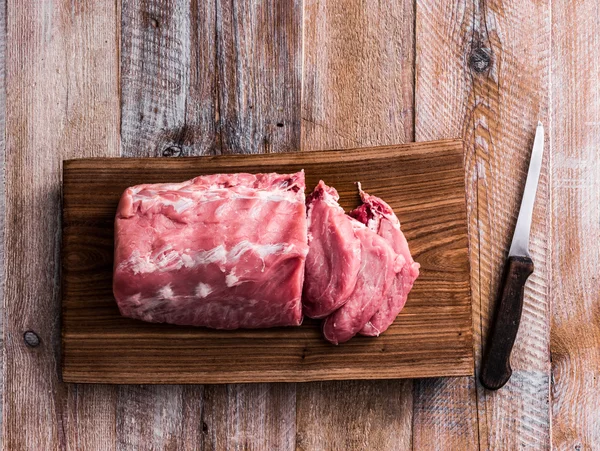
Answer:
[62,139,473,384]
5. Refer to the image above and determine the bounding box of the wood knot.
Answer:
[469,47,492,73]
[24,330,40,348]
[162,146,183,157]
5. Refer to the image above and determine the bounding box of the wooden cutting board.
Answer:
[62,139,473,384]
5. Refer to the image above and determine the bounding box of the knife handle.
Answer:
[480,255,534,390]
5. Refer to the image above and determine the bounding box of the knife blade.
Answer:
[480,121,544,390]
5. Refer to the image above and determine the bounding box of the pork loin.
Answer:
[113,172,309,329]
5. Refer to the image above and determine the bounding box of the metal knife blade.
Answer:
[508,121,545,257]
[480,121,545,390]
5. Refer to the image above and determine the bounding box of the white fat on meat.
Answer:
[195,283,213,298]
[120,242,297,275]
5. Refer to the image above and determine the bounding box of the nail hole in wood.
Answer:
[24,330,40,348]
[469,47,492,73]
[202,422,209,434]
[151,18,159,28]
[276,122,284,127]
[162,146,183,157]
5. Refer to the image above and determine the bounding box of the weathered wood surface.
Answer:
[467,0,551,448]
[414,1,479,448]
[297,1,417,448]
[62,142,473,384]
[414,0,552,448]
[3,0,599,448]
[4,1,120,450]
[0,3,5,448]
[121,0,301,157]
[550,0,600,449]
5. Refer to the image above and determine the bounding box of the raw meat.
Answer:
[113,172,309,329]
[322,219,397,344]
[302,181,361,318]
[350,185,420,336]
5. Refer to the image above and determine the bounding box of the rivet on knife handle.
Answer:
[480,256,534,390]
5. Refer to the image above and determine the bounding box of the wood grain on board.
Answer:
[297,1,416,449]
[4,0,120,449]
[551,0,600,448]
[416,0,551,448]
[62,141,473,384]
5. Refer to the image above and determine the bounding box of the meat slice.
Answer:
[322,219,396,344]
[350,186,420,336]
[303,181,361,318]
[113,172,309,329]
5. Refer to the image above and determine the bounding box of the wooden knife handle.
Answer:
[480,255,534,390]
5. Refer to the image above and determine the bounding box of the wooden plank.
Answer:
[121,0,220,157]
[202,384,296,450]
[301,0,414,151]
[0,2,6,447]
[206,0,303,447]
[114,385,204,450]
[297,1,415,447]
[413,1,478,448]
[4,0,120,449]
[119,0,302,447]
[209,1,302,448]
[119,0,213,444]
[550,1,600,448]
[216,0,302,154]
[296,380,413,451]
[62,142,473,383]
[415,0,551,448]
[65,385,117,451]
[121,0,302,157]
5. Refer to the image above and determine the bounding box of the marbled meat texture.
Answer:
[113,172,309,329]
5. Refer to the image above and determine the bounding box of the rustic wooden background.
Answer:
[2,0,598,449]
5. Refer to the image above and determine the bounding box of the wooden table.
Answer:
[2,0,598,449]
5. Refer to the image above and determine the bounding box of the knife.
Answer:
[480,121,544,390]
